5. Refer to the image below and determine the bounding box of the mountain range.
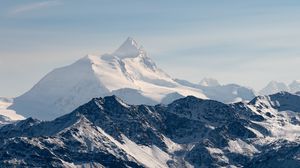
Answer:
[1,92,300,167]
[1,38,299,122]
[260,80,300,95]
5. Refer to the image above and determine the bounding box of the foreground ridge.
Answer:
[2,93,300,167]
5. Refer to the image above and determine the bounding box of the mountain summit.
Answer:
[113,37,144,58]
[260,81,290,95]
[259,80,300,96]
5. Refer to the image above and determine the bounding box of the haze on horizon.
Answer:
[1,0,300,97]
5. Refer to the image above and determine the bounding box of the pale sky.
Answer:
[1,0,300,97]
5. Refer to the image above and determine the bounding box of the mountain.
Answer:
[10,37,206,120]
[259,80,300,96]
[289,80,300,93]
[175,79,256,103]
[0,97,24,123]
[259,81,290,95]
[2,93,300,167]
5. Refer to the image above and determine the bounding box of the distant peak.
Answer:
[266,81,288,88]
[113,37,145,58]
[259,81,290,96]
[125,37,138,47]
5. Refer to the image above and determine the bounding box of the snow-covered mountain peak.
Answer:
[113,37,145,59]
[10,38,208,120]
[199,77,220,87]
[269,80,286,86]
[259,80,289,95]
[289,80,300,93]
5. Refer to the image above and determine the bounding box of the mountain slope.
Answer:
[10,38,206,120]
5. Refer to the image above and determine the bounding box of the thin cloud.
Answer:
[9,1,61,16]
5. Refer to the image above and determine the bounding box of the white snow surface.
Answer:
[96,125,172,168]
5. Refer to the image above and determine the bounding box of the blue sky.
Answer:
[1,0,300,97]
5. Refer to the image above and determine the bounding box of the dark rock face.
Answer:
[1,93,300,167]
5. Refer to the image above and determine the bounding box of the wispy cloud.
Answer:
[8,1,61,16]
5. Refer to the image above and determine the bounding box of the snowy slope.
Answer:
[10,37,206,120]
[0,97,24,122]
